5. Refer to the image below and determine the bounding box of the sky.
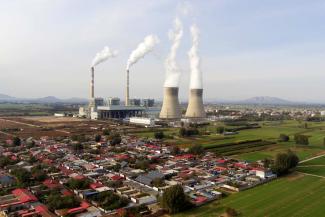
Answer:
[1,0,325,102]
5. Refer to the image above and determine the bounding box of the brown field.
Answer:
[0,116,135,140]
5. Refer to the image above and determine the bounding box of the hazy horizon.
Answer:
[1,0,325,102]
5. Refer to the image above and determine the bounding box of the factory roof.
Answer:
[97,105,145,111]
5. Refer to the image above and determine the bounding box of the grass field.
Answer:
[174,173,325,217]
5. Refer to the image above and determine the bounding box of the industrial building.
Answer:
[129,117,155,127]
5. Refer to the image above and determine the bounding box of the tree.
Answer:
[294,134,309,145]
[66,178,91,190]
[279,134,289,142]
[179,128,186,137]
[161,185,192,214]
[179,128,199,137]
[103,129,110,136]
[170,146,181,156]
[152,178,165,187]
[216,126,225,134]
[95,134,102,142]
[287,150,299,169]
[188,144,205,155]
[11,168,32,185]
[72,143,83,151]
[109,133,122,145]
[154,131,165,140]
[0,156,16,168]
[13,137,21,146]
[272,150,299,176]
[135,160,150,170]
[31,165,48,182]
[47,193,79,211]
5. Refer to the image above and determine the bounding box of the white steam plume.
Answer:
[188,24,202,89]
[126,35,160,70]
[164,17,183,87]
[91,46,118,67]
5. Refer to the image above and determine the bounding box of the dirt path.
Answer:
[297,165,325,167]
[299,153,325,164]
[0,131,14,137]
[297,172,325,179]
[0,118,41,128]
[0,118,70,135]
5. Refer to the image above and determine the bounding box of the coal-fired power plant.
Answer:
[159,87,181,119]
[185,88,206,118]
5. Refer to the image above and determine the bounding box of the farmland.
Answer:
[0,116,132,140]
[174,173,325,217]
[132,120,325,161]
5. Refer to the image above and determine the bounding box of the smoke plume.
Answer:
[91,46,118,67]
[164,17,183,87]
[126,35,160,70]
[188,24,202,89]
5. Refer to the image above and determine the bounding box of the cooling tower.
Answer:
[185,89,206,118]
[159,87,181,119]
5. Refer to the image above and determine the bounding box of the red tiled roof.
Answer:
[89,182,103,190]
[43,179,60,189]
[111,175,124,181]
[194,196,207,203]
[114,154,129,160]
[62,189,73,196]
[73,175,85,180]
[12,189,37,203]
[175,154,195,160]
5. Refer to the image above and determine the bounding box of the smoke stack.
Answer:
[185,88,206,118]
[159,87,181,119]
[125,69,130,106]
[90,67,94,99]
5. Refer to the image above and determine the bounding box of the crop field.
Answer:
[174,173,325,217]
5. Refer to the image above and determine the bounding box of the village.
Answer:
[0,132,277,217]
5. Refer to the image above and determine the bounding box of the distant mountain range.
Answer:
[0,94,88,104]
[0,93,321,105]
[240,96,294,105]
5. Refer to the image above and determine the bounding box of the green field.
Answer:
[300,156,325,166]
[174,174,325,217]
[132,120,325,161]
[297,155,325,177]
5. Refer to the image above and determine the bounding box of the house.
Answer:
[135,171,164,186]
[0,175,16,188]
[0,189,38,211]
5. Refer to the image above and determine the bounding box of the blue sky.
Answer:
[1,0,325,102]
